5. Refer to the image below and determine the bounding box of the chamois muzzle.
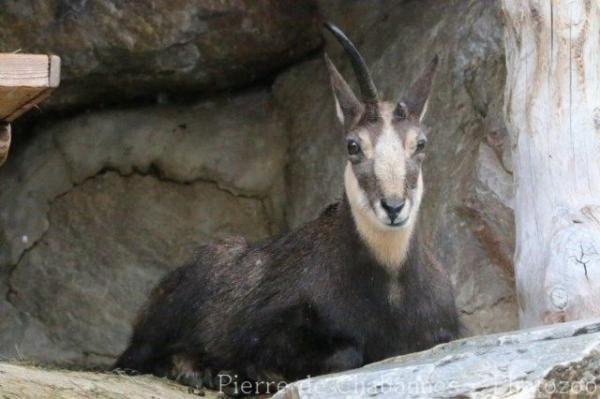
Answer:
[324,22,379,103]
[381,197,406,224]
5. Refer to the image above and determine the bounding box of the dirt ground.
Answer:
[0,362,222,399]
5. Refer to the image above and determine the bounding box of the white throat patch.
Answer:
[344,162,423,273]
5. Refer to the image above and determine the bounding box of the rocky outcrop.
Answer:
[0,0,518,368]
[275,318,600,398]
[0,0,321,111]
[277,0,517,334]
[0,362,219,399]
[3,319,598,399]
[0,90,287,366]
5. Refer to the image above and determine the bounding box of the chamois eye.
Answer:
[347,139,361,155]
[416,139,427,153]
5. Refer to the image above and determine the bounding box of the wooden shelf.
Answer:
[0,54,61,121]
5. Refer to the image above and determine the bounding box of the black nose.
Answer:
[381,197,405,222]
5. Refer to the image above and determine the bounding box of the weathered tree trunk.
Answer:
[503,0,600,327]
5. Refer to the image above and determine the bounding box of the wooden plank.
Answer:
[0,54,61,121]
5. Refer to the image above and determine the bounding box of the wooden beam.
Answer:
[0,54,61,122]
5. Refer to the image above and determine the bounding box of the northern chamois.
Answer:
[114,23,460,395]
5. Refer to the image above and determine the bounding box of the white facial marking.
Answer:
[345,162,371,214]
[358,129,374,159]
[334,98,345,125]
[405,127,420,153]
[345,162,424,273]
[419,98,430,123]
[371,112,413,226]
[374,121,406,198]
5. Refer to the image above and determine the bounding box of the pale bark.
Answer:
[503,0,600,327]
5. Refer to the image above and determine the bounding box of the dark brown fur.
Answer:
[114,198,459,393]
[114,25,459,396]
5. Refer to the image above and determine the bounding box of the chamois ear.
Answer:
[324,54,364,127]
[403,55,439,121]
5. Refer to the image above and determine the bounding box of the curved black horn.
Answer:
[324,22,378,103]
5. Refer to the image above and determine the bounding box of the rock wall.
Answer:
[0,91,287,366]
[0,0,517,367]
[0,0,321,111]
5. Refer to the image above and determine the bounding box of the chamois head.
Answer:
[324,23,438,235]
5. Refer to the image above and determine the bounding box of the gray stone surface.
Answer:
[275,0,517,334]
[273,58,342,229]
[0,0,321,111]
[0,362,220,398]
[275,319,600,398]
[0,90,286,366]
